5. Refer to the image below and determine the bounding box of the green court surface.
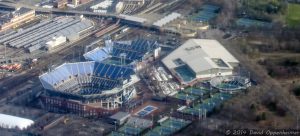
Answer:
[183,87,209,96]
[236,18,272,28]
[286,3,300,27]
[191,4,220,22]
[108,131,127,136]
[180,93,233,116]
[118,125,143,135]
[173,92,199,101]
[145,118,191,136]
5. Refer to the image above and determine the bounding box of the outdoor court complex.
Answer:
[135,105,158,117]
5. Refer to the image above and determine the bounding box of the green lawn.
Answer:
[286,3,300,27]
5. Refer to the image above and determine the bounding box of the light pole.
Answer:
[114,121,117,131]
[151,114,154,130]
[198,109,201,120]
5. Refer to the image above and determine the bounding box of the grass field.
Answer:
[286,3,300,27]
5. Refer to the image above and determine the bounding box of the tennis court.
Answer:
[145,117,191,136]
[217,83,240,89]
[183,87,209,96]
[109,117,153,136]
[179,93,233,116]
[236,18,272,28]
[108,131,127,136]
[135,105,157,117]
[191,4,220,22]
[172,92,199,101]
[118,125,143,135]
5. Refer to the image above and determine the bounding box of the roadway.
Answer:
[0,1,157,29]
[0,0,187,32]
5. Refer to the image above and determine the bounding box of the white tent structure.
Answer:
[0,114,34,130]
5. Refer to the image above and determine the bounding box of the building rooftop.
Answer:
[110,112,131,121]
[162,39,239,79]
[39,61,135,93]
[14,7,33,16]
[0,17,94,52]
[153,12,181,27]
[0,12,12,25]
[119,14,147,23]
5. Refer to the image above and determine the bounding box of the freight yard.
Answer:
[0,0,300,136]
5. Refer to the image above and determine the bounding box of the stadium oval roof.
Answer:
[39,61,135,96]
[0,114,34,130]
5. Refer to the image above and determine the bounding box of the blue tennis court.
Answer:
[137,111,148,117]
[144,106,156,112]
[135,105,157,117]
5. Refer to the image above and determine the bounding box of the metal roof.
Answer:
[0,17,94,52]
[162,39,239,74]
[119,14,147,23]
[153,12,181,27]
[110,112,130,121]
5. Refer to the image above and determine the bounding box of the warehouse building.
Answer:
[109,112,131,125]
[153,12,182,28]
[0,16,94,53]
[162,39,239,85]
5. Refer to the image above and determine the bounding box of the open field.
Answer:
[286,3,300,27]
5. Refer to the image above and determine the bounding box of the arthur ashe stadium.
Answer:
[39,39,161,115]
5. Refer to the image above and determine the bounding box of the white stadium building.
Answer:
[162,39,239,85]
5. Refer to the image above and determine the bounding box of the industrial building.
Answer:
[69,0,91,7]
[162,39,239,85]
[109,112,131,125]
[0,7,35,32]
[153,12,182,28]
[0,16,94,53]
[39,38,161,116]
[54,0,68,9]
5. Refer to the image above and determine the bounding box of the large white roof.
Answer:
[119,14,147,23]
[0,114,34,130]
[162,39,239,73]
[153,12,181,27]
